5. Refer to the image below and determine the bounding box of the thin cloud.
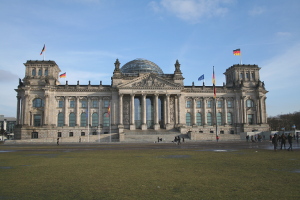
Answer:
[276,32,292,37]
[0,70,19,83]
[248,6,265,16]
[67,50,123,59]
[151,0,233,23]
[260,43,300,90]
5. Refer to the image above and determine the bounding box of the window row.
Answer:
[31,98,110,108]
[58,99,110,108]
[57,112,110,127]
[185,99,255,108]
[185,112,233,126]
[185,100,234,108]
[32,68,48,76]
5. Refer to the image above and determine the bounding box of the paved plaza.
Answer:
[1,140,300,152]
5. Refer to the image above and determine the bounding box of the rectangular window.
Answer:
[69,132,74,137]
[70,100,75,108]
[31,132,38,139]
[248,114,254,124]
[246,73,249,79]
[227,101,233,108]
[58,100,64,108]
[196,100,201,108]
[92,132,97,135]
[92,100,98,108]
[81,100,87,108]
[217,101,222,108]
[57,132,62,137]
[34,115,41,127]
[251,72,255,80]
[104,100,110,108]
[186,100,191,108]
[81,132,85,136]
[207,100,212,108]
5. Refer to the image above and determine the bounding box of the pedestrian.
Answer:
[297,133,299,143]
[177,136,181,145]
[182,137,185,142]
[287,133,293,151]
[246,135,249,142]
[57,137,59,146]
[280,133,286,150]
[272,134,278,151]
[216,135,219,142]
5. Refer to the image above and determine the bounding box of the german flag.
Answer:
[59,72,66,78]
[233,49,241,56]
[40,44,46,55]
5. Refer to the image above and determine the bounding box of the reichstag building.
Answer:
[14,58,269,142]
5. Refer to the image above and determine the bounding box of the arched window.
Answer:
[217,112,222,125]
[38,69,42,76]
[246,99,254,108]
[207,112,212,126]
[69,113,76,127]
[103,113,110,127]
[32,68,36,76]
[92,113,99,127]
[186,113,191,126]
[33,98,43,108]
[57,113,64,127]
[196,113,202,126]
[227,112,232,125]
[80,113,87,127]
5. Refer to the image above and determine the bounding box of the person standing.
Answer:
[280,133,286,150]
[57,138,59,146]
[272,134,278,151]
[287,133,293,151]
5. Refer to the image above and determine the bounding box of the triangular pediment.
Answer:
[118,74,181,89]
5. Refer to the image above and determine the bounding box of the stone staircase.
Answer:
[122,129,186,143]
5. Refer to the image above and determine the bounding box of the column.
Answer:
[43,95,49,126]
[119,94,123,125]
[16,96,21,125]
[242,96,246,124]
[174,95,178,125]
[22,95,28,125]
[154,94,159,130]
[193,98,197,126]
[141,94,147,130]
[64,96,68,126]
[99,97,102,126]
[224,98,227,125]
[76,97,80,126]
[166,94,170,125]
[130,94,135,130]
[203,98,207,125]
[177,94,181,125]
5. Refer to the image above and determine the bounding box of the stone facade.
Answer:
[14,59,269,142]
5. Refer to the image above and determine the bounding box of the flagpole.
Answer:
[240,50,242,65]
[88,99,90,143]
[109,101,112,143]
[43,43,46,60]
[213,66,218,142]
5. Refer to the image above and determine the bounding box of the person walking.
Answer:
[272,134,278,151]
[287,133,293,151]
[280,133,286,150]
[57,138,59,146]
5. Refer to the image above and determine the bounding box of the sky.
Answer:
[0,0,300,118]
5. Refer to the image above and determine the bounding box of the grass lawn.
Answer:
[0,144,299,200]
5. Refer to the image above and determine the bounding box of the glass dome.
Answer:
[120,58,163,74]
